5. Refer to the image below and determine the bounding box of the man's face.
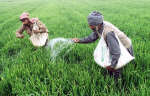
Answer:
[20,18,29,25]
[89,25,96,31]
[89,24,102,31]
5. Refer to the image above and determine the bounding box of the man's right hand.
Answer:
[72,38,80,43]
[16,34,24,38]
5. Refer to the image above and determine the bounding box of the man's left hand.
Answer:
[33,30,40,33]
[106,66,115,72]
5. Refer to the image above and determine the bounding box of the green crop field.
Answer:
[0,0,150,95]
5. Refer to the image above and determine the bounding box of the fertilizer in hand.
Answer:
[46,38,74,61]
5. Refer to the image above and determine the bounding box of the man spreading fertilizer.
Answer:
[72,11,134,79]
[16,12,74,60]
[16,12,48,47]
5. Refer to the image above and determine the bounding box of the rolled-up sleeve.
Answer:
[16,25,25,36]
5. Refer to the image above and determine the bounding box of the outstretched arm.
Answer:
[78,32,99,43]
[16,25,25,38]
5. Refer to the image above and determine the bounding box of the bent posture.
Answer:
[16,12,48,47]
[72,11,134,79]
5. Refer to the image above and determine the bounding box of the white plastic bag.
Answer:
[30,33,48,47]
[94,35,135,69]
[29,22,48,47]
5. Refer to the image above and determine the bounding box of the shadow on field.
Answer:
[0,81,14,96]
[100,67,141,94]
[0,64,3,75]
[7,47,21,57]
[0,42,4,49]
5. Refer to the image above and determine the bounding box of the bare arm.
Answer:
[16,25,25,38]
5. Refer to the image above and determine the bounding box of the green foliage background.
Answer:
[0,0,150,95]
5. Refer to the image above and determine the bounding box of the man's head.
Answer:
[20,12,30,25]
[87,11,103,31]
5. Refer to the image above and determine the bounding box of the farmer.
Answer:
[72,11,134,79]
[16,12,48,47]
